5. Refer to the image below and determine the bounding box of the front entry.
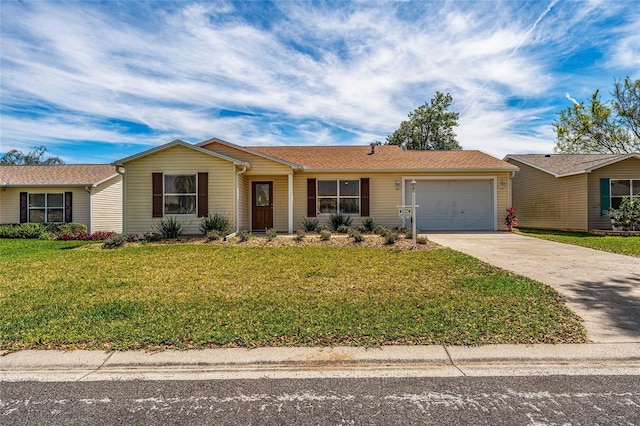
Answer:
[252,181,273,230]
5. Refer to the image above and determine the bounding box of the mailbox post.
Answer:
[410,179,417,248]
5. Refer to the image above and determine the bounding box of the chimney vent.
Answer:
[369,143,376,155]
[544,154,551,157]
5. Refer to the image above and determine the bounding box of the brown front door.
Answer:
[252,181,273,230]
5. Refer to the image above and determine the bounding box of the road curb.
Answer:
[2,343,640,372]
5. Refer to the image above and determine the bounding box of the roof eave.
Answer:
[504,156,561,177]
[112,140,246,166]
[198,137,305,170]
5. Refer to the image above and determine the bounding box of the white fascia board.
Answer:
[112,140,247,167]
[198,137,304,170]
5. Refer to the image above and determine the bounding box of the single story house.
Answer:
[0,164,123,233]
[113,138,519,234]
[504,153,640,231]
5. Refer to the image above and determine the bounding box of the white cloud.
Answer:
[1,1,638,162]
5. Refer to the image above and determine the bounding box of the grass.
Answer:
[0,239,586,351]
[518,228,640,257]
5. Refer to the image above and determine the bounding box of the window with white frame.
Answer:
[317,179,360,214]
[28,193,64,223]
[164,174,196,215]
[611,179,640,209]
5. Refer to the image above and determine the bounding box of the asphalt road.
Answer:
[2,375,639,425]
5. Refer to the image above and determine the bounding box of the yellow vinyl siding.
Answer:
[237,172,250,231]
[587,157,640,230]
[201,142,294,175]
[123,145,236,234]
[293,171,510,231]
[0,187,90,226]
[508,159,588,231]
[91,175,123,233]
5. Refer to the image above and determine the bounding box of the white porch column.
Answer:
[288,173,294,234]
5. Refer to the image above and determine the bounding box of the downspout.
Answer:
[231,164,248,238]
[85,186,92,234]
[115,166,125,234]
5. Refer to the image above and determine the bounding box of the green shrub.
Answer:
[266,228,278,241]
[328,212,352,231]
[102,233,126,249]
[417,236,429,245]
[238,230,253,242]
[394,226,409,234]
[383,230,397,245]
[351,230,365,243]
[610,197,640,231]
[373,224,389,236]
[0,223,45,239]
[153,217,184,239]
[319,229,331,241]
[144,232,163,242]
[199,213,230,235]
[47,222,87,237]
[361,217,376,232]
[126,233,145,243]
[336,224,351,234]
[300,218,320,232]
[206,230,224,241]
[405,231,414,239]
[293,229,306,242]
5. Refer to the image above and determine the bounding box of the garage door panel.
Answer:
[405,180,494,231]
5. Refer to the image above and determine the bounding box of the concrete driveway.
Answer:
[426,232,640,343]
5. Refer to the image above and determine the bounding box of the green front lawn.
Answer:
[0,239,586,350]
[518,229,640,257]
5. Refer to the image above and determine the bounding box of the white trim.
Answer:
[113,139,248,167]
[316,178,361,216]
[162,173,198,217]
[198,137,304,170]
[402,176,498,231]
[27,192,65,224]
[288,174,294,234]
[610,178,640,209]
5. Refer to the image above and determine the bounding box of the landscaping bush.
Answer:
[417,236,429,245]
[351,230,365,243]
[206,230,224,241]
[504,207,519,232]
[293,229,306,242]
[0,223,45,239]
[361,217,376,232]
[58,231,116,241]
[144,232,163,242]
[610,197,640,231]
[153,217,184,238]
[373,224,389,236]
[394,225,409,234]
[336,224,351,234]
[319,229,331,241]
[266,228,278,241]
[328,212,352,231]
[102,233,126,249]
[238,230,253,242]
[47,223,88,237]
[301,217,320,232]
[383,230,397,245]
[199,213,230,235]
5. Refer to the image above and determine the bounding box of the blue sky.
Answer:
[1,0,639,164]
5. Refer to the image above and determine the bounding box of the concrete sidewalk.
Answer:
[2,344,640,381]
[427,232,640,343]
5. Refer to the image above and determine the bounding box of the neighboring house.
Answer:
[113,138,518,234]
[504,153,640,231]
[0,165,123,233]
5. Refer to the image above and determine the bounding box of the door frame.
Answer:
[251,180,274,231]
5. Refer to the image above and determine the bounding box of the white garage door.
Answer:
[405,180,494,231]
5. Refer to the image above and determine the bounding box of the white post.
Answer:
[411,179,417,248]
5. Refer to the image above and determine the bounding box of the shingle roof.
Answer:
[504,154,635,176]
[0,165,118,186]
[249,145,517,171]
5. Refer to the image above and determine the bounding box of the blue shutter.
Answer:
[600,178,610,216]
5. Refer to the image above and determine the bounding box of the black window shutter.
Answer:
[197,172,208,217]
[600,178,610,215]
[360,178,370,217]
[307,178,316,217]
[152,173,163,218]
[20,192,28,223]
[64,192,73,223]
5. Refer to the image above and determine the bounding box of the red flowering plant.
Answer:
[504,207,518,232]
